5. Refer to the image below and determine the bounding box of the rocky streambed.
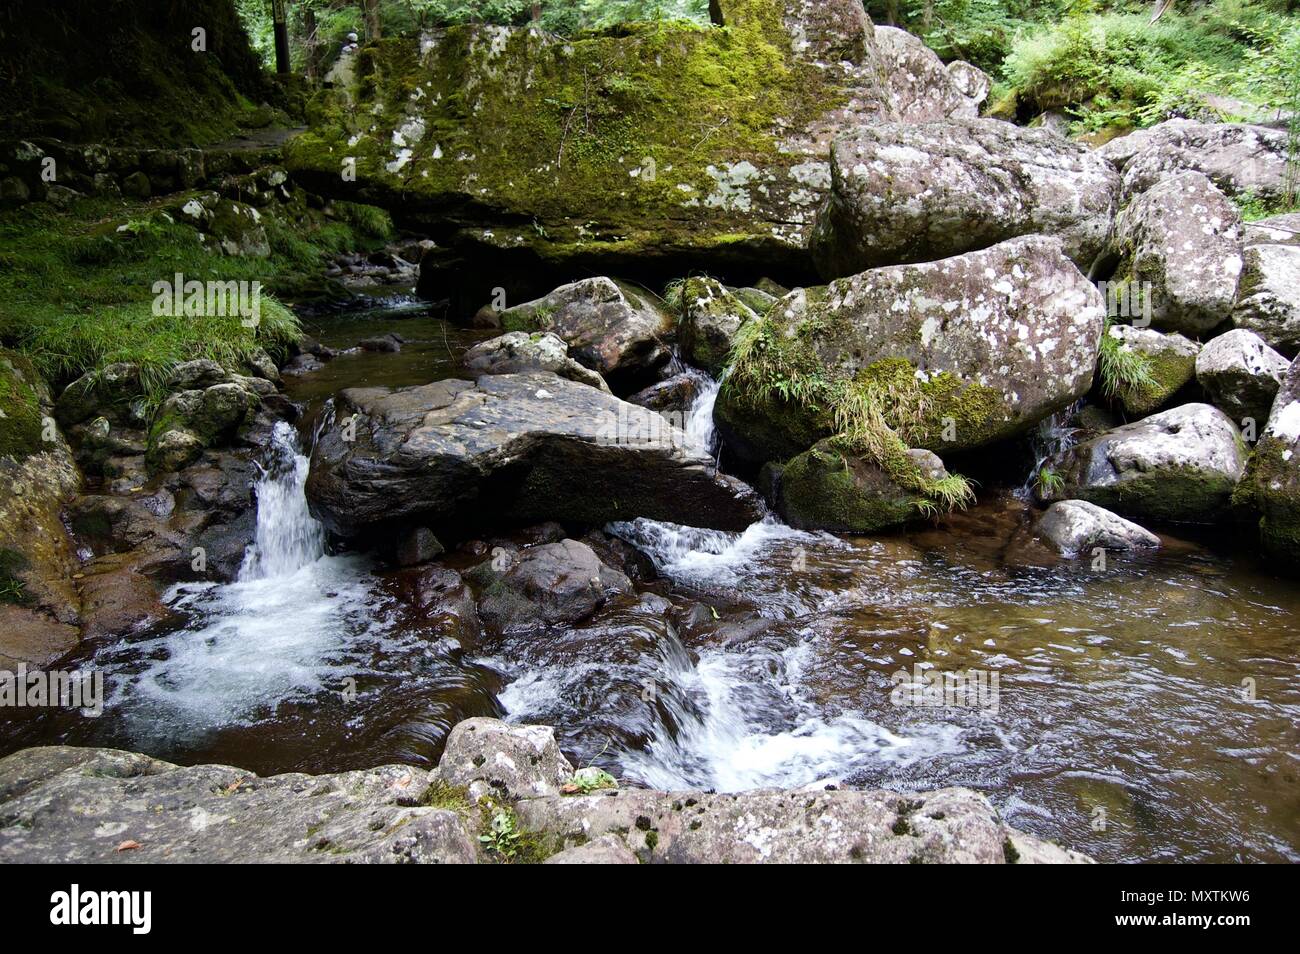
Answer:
[4,0,1300,865]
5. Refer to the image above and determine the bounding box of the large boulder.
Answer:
[1034,500,1160,557]
[775,441,950,532]
[1234,357,1300,569]
[0,746,477,864]
[716,236,1106,464]
[1195,328,1288,424]
[676,277,757,376]
[1231,244,1300,357]
[874,27,987,122]
[1118,121,1291,202]
[0,352,82,667]
[1103,325,1200,418]
[306,372,764,541]
[809,119,1119,278]
[463,331,609,392]
[1109,172,1243,335]
[146,378,262,473]
[1038,403,1246,524]
[499,279,673,389]
[288,4,989,288]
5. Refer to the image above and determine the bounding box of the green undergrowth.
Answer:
[724,309,975,512]
[0,192,387,405]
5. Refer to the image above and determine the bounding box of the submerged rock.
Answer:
[499,279,673,390]
[1231,244,1300,356]
[1035,500,1161,557]
[306,372,764,541]
[716,236,1106,464]
[464,331,610,391]
[809,119,1119,277]
[1110,172,1243,336]
[1039,403,1246,524]
[1195,328,1288,424]
[1234,357,1300,571]
[1103,325,1200,418]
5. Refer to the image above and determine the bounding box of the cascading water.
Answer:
[1017,407,1079,499]
[682,368,721,458]
[239,422,327,579]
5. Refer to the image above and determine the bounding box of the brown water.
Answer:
[5,302,1298,863]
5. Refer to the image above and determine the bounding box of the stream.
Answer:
[7,299,1300,863]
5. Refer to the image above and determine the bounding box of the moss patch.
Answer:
[0,350,48,460]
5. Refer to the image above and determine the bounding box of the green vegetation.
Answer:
[1036,466,1065,497]
[724,307,976,512]
[1097,321,1160,404]
[871,1,1300,140]
[0,193,387,406]
[0,548,30,605]
[476,799,557,863]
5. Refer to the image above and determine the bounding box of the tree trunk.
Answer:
[303,7,321,81]
[271,0,291,76]
[364,0,381,40]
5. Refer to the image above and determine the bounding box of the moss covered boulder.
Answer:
[146,365,264,473]
[1232,244,1300,357]
[283,2,979,275]
[1103,325,1200,418]
[1234,357,1300,569]
[1109,172,1243,336]
[809,119,1118,278]
[775,440,949,532]
[677,277,758,376]
[1039,403,1246,525]
[716,235,1106,465]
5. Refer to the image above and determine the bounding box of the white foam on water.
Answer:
[608,516,811,586]
[682,369,720,457]
[115,422,380,734]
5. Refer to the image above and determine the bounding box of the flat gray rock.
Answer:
[306,372,765,539]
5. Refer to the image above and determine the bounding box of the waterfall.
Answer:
[1018,408,1079,499]
[239,421,327,579]
[682,369,720,458]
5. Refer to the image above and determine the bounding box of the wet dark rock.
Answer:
[358,333,404,353]
[75,554,178,642]
[382,563,480,647]
[626,373,702,418]
[305,372,764,541]
[467,539,633,635]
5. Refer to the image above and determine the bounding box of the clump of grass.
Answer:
[331,200,393,241]
[1036,466,1066,497]
[1097,321,1160,401]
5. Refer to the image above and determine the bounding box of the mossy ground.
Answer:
[0,349,47,459]
[0,190,388,407]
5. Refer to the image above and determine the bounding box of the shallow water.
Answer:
[5,304,1298,863]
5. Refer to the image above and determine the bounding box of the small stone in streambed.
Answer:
[358,333,404,353]
[1035,500,1161,557]
[394,526,444,567]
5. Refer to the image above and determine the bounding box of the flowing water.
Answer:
[5,304,1299,863]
